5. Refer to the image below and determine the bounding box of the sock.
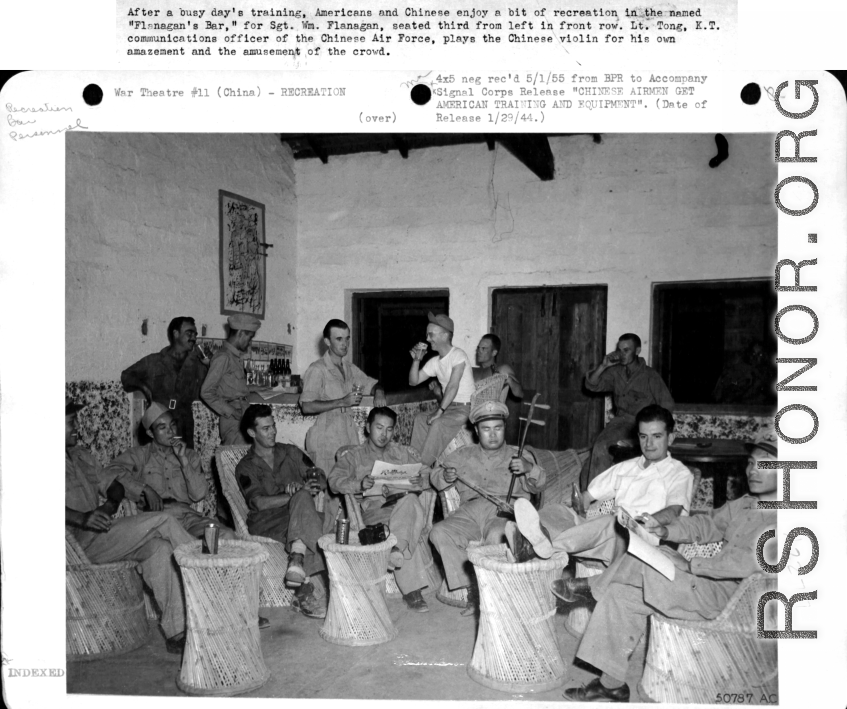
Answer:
[599,673,625,689]
[290,539,307,556]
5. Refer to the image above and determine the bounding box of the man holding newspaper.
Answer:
[328,406,434,613]
[549,428,779,703]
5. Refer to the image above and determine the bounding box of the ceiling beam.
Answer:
[392,135,409,159]
[496,135,555,181]
[306,137,328,164]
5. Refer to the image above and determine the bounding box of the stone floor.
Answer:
[67,590,650,701]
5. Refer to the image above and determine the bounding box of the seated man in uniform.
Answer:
[409,312,477,466]
[329,406,435,613]
[581,333,674,489]
[508,405,692,572]
[552,428,778,703]
[107,402,237,540]
[235,404,337,619]
[65,397,193,654]
[428,400,545,616]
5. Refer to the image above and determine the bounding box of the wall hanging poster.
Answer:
[219,189,266,319]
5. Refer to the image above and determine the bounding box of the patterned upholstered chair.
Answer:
[214,445,294,607]
[65,528,150,660]
[640,571,777,703]
[565,468,702,636]
[336,445,442,597]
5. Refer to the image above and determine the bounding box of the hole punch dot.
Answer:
[83,84,103,106]
[410,84,431,106]
[808,234,817,243]
[740,83,761,105]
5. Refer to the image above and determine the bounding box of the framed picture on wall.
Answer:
[219,189,266,319]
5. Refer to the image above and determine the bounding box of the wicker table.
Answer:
[174,540,269,696]
[467,543,570,693]
[318,533,398,646]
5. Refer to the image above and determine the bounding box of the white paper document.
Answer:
[363,460,423,497]
[617,507,676,581]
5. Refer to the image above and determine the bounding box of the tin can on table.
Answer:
[202,522,220,554]
[335,518,350,545]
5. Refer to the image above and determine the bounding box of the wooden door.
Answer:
[492,286,607,451]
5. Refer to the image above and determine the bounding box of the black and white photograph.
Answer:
[62,129,782,701]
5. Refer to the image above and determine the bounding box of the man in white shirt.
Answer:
[408,312,477,465]
[509,404,693,569]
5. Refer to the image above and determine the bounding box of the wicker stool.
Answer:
[318,533,398,646]
[66,558,150,661]
[174,540,269,696]
[467,543,570,693]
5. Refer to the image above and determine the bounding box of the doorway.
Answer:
[352,290,450,392]
[492,286,608,451]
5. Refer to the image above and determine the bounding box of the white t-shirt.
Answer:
[422,346,476,404]
[587,454,693,515]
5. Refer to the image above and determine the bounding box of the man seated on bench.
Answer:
[328,406,434,613]
[235,404,336,619]
[550,428,778,703]
[107,402,237,541]
[65,397,194,654]
[508,405,693,572]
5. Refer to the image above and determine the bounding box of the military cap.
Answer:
[744,426,777,457]
[142,401,171,430]
[470,400,509,424]
[65,396,86,416]
[227,313,262,332]
[427,311,454,334]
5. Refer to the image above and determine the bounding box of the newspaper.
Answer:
[362,460,423,497]
[1,2,845,707]
[616,506,676,581]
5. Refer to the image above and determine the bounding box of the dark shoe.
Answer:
[285,552,306,587]
[514,499,553,558]
[552,577,595,604]
[563,677,630,702]
[505,521,539,563]
[258,616,270,630]
[293,582,327,619]
[403,589,429,613]
[165,632,186,655]
[460,586,478,617]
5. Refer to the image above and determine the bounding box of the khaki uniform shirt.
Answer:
[66,447,116,513]
[666,495,776,579]
[106,442,207,504]
[585,356,674,417]
[329,440,431,513]
[430,443,545,506]
[201,341,249,421]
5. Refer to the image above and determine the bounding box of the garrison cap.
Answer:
[142,402,171,430]
[227,313,262,332]
[470,400,509,425]
[744,426,777,457]
[427,312,454,334]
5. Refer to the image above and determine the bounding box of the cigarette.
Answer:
[172,436,182,440]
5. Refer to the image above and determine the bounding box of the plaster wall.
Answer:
[66,133,298,381]
[294,133,777,374]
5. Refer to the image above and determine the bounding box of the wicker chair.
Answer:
[640,572,778,703]
[336,445,441,597]
[566,468,702,636]
[65,528,150,661]
[214,444,294,607]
